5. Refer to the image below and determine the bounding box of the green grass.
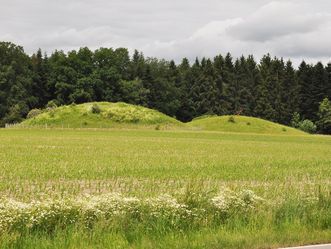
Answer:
[21,102,183,129]
[1,129,329,192]
[0,128,331,248]
[189,115,305,135]
[20,102,304,136]
[2,220,331,249]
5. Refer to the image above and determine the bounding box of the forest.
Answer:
[0,41,331,133]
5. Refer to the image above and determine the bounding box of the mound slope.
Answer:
[189,115,305,135]
[22,102,183,129]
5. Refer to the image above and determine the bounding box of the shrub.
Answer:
[246,122,251,126]
[3,104,28,124]
[317,98,331,134]
[291,112,301,128]
[291,113,317,134]
[228,116,235,123]
[299,119,317,134]
[211,189,263,218]
[46,100,58,110]
[282,127,287,132]
[27,109,43,119]
[49,110,55,118]
[130,117,140,123]
[91,104,101,114]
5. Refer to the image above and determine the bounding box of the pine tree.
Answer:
[255,55,276,121]
[213,55,230,115]
[327,62,331,99]
[245,55,260,115]
[272,58,286,123]
[222,53,236,114]
[31,49,49,107]
[233,56,253,115]
[196,59,218,115]
[130,50,145,80]
[188,58,202,117]
[308,62,328,121]
[298,61,314,120]
[176,58,194,121]
[282,61,299,124]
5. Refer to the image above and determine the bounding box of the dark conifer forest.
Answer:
[1,41,331,133]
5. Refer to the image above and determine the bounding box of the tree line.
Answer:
[0,41,331,133]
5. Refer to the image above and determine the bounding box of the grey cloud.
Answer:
[0,0,330,65]
[227,2,328,42]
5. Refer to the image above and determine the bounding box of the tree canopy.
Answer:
[1,41,331,133]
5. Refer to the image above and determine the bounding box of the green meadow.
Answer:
[0,103,330,249]
[1,126,331,248]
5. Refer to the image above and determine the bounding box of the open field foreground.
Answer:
[1,128,331,248]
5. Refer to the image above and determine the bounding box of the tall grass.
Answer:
[0,128,331,247]
[0,188,331,248]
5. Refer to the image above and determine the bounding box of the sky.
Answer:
[0,0,331,65]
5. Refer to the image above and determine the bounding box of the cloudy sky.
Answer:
[1,0,330,65]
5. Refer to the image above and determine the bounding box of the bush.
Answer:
[228,116,235,123]
[317,98,331,134]
[299,119,317,134]
[3,104,28,124]
[91,104,101,114]
[46,100,58,110]
[291,112,301,128]
[27,108,43,119]
[49,110,56,118]
[291,113,317,134]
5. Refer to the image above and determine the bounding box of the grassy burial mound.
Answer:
[189,115,305,135]
[21,102,183,129]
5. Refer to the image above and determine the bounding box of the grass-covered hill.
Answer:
[188,115,305,135]
[20,102,305,135]
[21,102,183,129]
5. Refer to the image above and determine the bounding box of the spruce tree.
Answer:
[298,61,314,120]
[255,55,276,121]
[176,58,194,121]
[282,61,299,124]
[245,55,260,115]
[213,54,230,115]
[309,62,328,121]
[223,53,235,114]
[327,62,331,99]
[31,49,49,107]
[196,59,218,115]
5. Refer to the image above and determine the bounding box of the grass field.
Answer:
[1,127,331,248]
